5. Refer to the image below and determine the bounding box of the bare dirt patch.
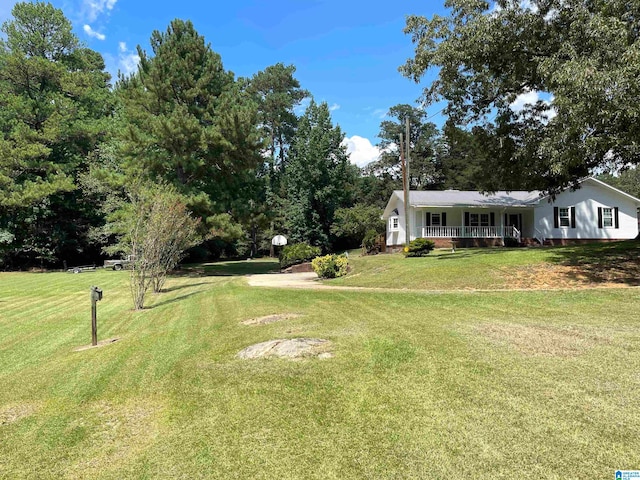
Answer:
[241,313,303,326]
[475,323,611,357]
[74,337,121,352]
[237,338,332,360]
[499,263,636,289]
[0,403,38,426]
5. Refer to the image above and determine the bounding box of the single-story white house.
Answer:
[383,177,640,247]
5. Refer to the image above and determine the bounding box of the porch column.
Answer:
[501,208,505,245]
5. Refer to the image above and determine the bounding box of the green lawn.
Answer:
[1,252,639,478]
[329,241,640,290]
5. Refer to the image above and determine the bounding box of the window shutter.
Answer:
[519,214,523,230]
[597,207,603,228]
[570,207,576,228]
[504,213,508,226]
[490,212,495,226]
[425,212,431,227]
[614,207,619,229]
[464,212,470,226]
[553,207,559,228]
[441,212,447,227]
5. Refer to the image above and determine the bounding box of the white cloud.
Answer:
[83,24,106,40]
[117,42,140,75]
[342,135,381,168]
[83,0,117,22]
[372,108,387,119]
[510,89,540,112]
[510,89,557,120]
[329,103,340,112]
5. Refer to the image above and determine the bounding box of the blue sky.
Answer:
[1,0,451,166]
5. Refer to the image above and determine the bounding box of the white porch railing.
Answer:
[420,226,520,239]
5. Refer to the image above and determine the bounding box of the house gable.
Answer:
[534,178,639,241]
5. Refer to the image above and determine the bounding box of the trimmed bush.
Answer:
[403,238,435,257]
[279,243,322,269]
[312,254,349,278]
[362,229,381,255]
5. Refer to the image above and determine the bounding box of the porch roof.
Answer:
[403,190,541,208]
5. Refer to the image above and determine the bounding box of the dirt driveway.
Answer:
[246,272,327,289]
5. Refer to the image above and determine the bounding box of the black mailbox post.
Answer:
[90,286,103,346]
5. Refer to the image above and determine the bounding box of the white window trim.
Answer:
[389,216,399,231]
[431,213,441,227]
[559,207,571,228]
[602,207,613,228]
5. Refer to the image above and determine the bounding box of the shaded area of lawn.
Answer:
[178,257,280,277]
[548,240,640,285]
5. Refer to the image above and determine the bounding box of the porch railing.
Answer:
[420,226,520,239]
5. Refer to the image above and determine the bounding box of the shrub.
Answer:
[279,243,321,269]
[311,254,349,278]
[362,229,381,255]
[403,238,435,257]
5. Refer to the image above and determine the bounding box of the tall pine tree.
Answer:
[0,2,113,267]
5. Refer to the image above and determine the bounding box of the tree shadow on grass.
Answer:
[176,259,281,277]
[434,248,515,261]
[547,240,640,286]
[150,291,204,309]
[160,282,210,293]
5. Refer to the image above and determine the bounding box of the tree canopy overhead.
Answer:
[402,0,640,193]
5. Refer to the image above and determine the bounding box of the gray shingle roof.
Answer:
[397,189,542,207]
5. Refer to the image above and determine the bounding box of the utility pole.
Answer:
[405,118,411,245]
[399,130,410,248]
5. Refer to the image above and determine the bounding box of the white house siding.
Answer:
[534,179,639,240]
[386,196,406,245]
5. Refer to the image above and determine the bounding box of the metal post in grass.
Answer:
[90,286,103,346]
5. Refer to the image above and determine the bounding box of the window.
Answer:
[389,216,399,231]
[602,207,613,227]
[559,207,571,227]
[431,213,441,226]
[469,213,489,227]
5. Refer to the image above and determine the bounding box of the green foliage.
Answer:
[599,168,640,200]
[362,229,381,255]
[402,1,640,193]
[279,242,321,269]
[366,104,442,190]
[284,100,358,251]
[246,62,309,169]
[331,204,385,249]
[0,2,113,267]
[104,182,201,308]
[403,238,435,257]
[117,19,261,215]
[311,254,348,279]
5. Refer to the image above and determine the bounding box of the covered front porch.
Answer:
[410,207,536,246]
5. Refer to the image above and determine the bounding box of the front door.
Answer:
[507,214,520,230]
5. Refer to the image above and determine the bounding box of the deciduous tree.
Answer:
[402,0,640,193]
[284,101,358,251]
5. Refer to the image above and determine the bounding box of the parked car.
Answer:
[104,255,135,271]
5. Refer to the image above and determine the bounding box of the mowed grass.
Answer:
[330,241,640,290]
[1,257,640,478]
